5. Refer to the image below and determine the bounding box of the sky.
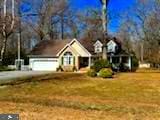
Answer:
[70,0,135,33]
[70,0,135,10]
[21,0,135,33]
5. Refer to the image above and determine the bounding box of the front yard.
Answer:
[0,70,160,119]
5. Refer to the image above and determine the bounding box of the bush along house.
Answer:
[29,38,133,71]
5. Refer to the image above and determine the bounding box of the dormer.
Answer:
[94,40,103,53]
[107,40,117,53]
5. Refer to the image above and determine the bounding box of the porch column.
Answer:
[128,56,132,70]
[88,56,91,68]
[77,57,80,70]
[119,56,122,63]
[110,56,112,63]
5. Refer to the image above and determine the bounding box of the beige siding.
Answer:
[71,41,89,57]
[58,40,91,70]
[58,47,79,69]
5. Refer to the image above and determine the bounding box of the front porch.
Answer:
[108,55,132,70]
[78,56,91,70]
[77,54,132,72]
[60,52,92,71]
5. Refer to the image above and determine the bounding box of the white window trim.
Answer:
[95,45,102,53]
[94,40,103,53]
[63,52,73,66]
[107,40,117,53]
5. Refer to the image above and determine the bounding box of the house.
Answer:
[29,38,132,71]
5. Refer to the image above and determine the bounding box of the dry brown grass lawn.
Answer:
[0,70,160,120]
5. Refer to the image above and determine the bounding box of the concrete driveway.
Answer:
[0,71,53,81]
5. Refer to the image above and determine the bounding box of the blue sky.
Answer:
[21,0,135,33]
[70,0,135,12]
[70,0,135,33]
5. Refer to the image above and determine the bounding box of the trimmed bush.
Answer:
[92,59,110,72]
[99,68,113,78]
[131,56,139,72]
[87,69,97,77]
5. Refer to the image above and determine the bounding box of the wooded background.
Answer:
[0,0,159,66]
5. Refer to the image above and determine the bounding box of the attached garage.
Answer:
[29,39,92,71]
[30,58,59,71]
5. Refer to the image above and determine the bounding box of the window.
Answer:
[95,45,102,53]
[107,41,116,53]
[94,40,103,53]
[63,52,73,65]
[108,47,114,53]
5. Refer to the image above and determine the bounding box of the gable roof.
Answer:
[93,40,103,47]
[57,39,91,57]
[107,40,117,46]
[99,37,122,46]
[80,36,122,54]
[30,39,71,56]
[30,39,92,57]
[30,37,123,57]
[79,37,96,54]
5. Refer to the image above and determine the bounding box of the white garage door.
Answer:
[32,60,59,71]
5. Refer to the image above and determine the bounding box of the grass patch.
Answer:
[0,70,160,119]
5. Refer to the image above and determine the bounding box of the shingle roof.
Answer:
[79,39,95,54]
[79,36,122,54]
[30,37,123,57]
[31,40,71,56]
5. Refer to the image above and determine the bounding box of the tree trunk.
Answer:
[0,0,7,65]
[101,0,108,60]
[0,0,15,65]
[0,37,7,64]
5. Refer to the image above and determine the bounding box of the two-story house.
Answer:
[29,38,132,71]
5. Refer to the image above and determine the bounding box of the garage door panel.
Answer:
[32,60,58,71]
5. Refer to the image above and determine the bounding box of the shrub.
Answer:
[99,68,113,78]
[119,63,130,72]
[0,66,15,72]
[111,63,119,72]
[87,69,97,77]
[92,59,110,72]
[72,66,77,72]
[131,56,139,72]
[56,66,63,72]
[3,50,29,66]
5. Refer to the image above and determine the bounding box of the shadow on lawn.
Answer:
[0,73,85,86]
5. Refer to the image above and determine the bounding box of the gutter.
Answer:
[28,55,58,58]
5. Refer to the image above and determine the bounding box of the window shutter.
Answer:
[61,57,63,65]
[73,57,75,65]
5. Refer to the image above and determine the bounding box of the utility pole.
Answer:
[140,41,144,63]
[17,0,22,70]
[15,1,37,70]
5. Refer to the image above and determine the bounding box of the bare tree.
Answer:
[117,23,133,53]
[79,9,102,41]
[118,0,160,67]
[27,0,70,41]
[0,0,15,64]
